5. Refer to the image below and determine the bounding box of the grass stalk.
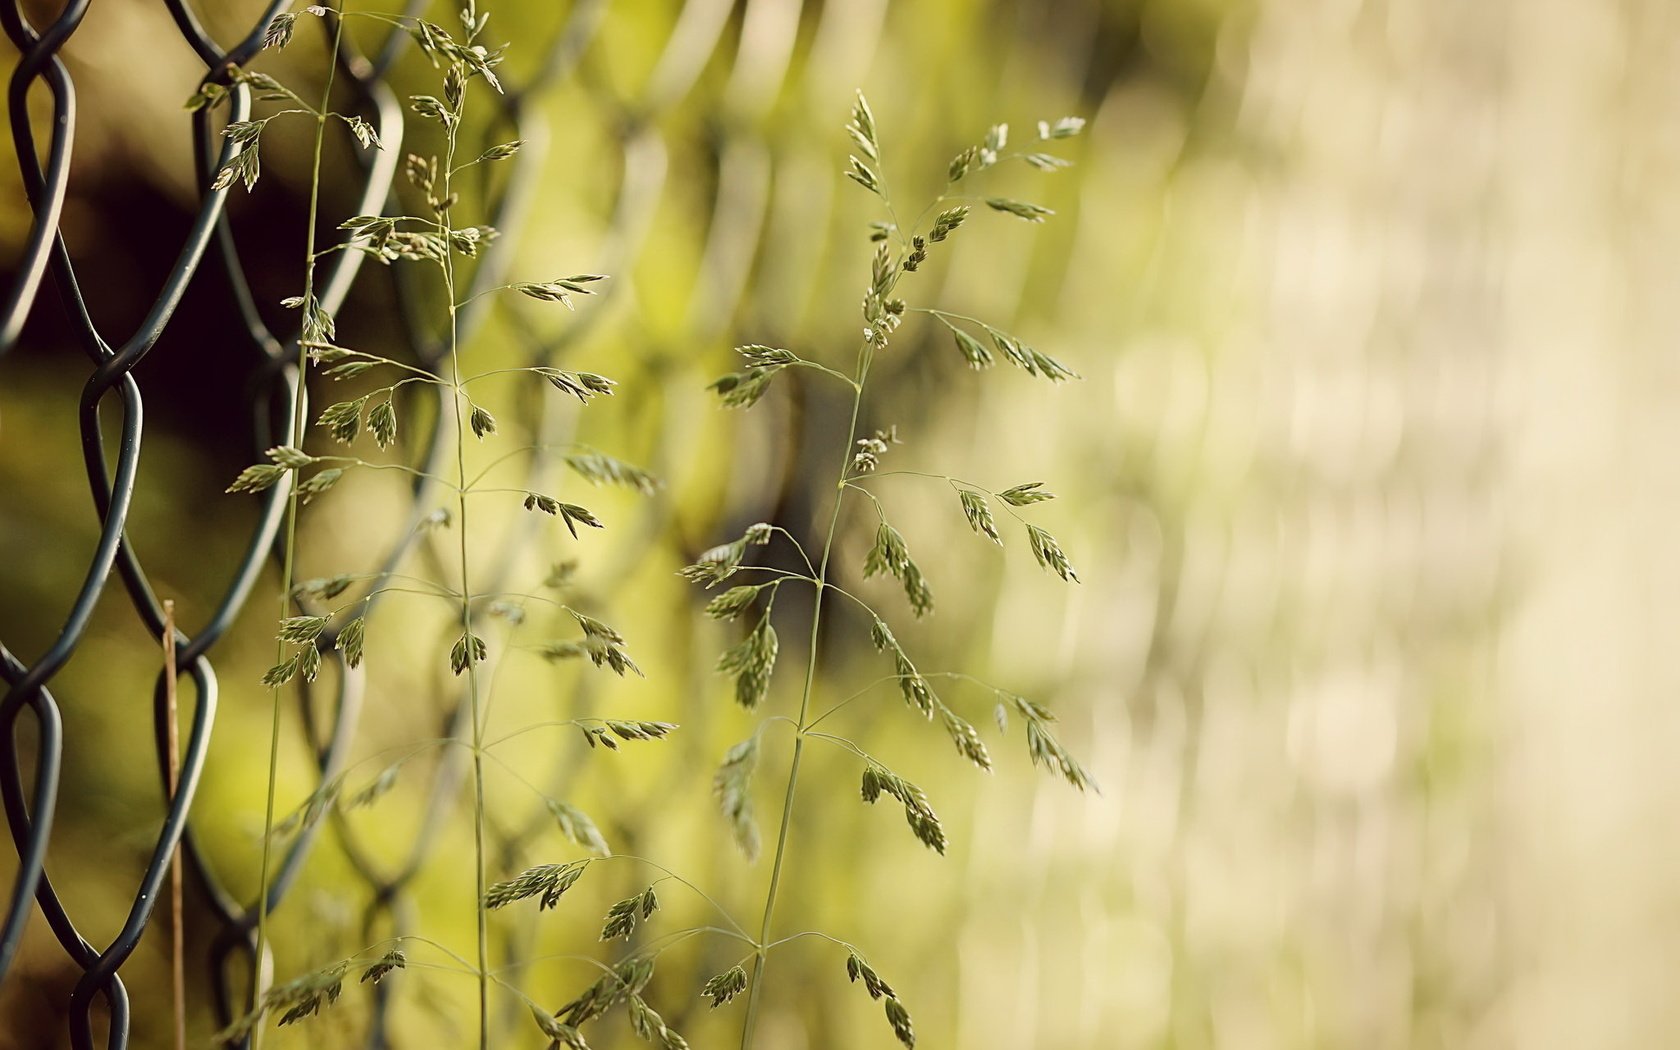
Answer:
[252,7,344,1042]
[437,71,493,1050]
[739,343,874,1049]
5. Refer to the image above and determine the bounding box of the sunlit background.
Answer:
[3,0,1677,1047]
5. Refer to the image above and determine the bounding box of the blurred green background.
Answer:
[6,0,1671,1048]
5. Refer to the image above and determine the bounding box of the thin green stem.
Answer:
[311,456,454,487]
[353,571,460,596]
[463,485,562,499]
[252,8,343,1044]
[493,927,748,983]
[473,590,567,611]
[900,151,1057,238]
[909,306,986,328]
[352,584,461,603]
[804,675,907,733]
[271,739,453,814]
[805,670,995,732]
[461,440,598,489]
[435,68,493,1050]
[762,929,858,954]
[769,526,820,578]
[839,479,886,518]
[460,365,551,385]
[297,568,451,597]
[259,96,320,119]
[902,195,949,242]
[786,358,860,389]
[849,469,1040,527]
[804,731,872,761]
[726,565,812,584]
[755,714,801,736]
[453,283,526,309]
[850,468,954,484]
[480,718,611,751]
[336,9,414,29]
[323,356,446,383]
[595,856,754,940]
[739,342,874,1050]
